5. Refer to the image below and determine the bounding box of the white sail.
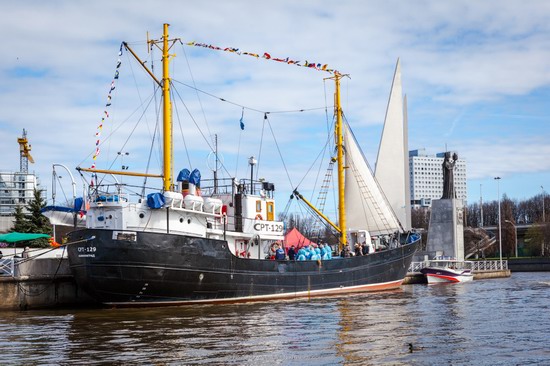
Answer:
[344,122,402,235]
[374,58,411,230]
[403,94,411,228]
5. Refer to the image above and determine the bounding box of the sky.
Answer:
[1,0,550,218]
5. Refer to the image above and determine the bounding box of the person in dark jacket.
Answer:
[287,245,296,260]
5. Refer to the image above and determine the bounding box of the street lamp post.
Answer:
[542,186,545,256]
[495,177,502,268]
[480,183,483,227]
[505,220,518,258]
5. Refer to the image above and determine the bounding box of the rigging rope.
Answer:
[255,114,267,180]
[234,108,244,178]
[172,81,193,169]
[171,79,330,115]
[180,42,215,147]
[264,115,293,189]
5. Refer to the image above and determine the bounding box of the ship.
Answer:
[66,24,420,307]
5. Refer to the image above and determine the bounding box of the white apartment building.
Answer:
[409,149,467,207]
[0,172,40,232]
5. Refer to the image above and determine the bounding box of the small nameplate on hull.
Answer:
[243,220,284,235]
[113,231,137,241]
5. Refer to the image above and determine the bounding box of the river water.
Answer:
[1,272,549,365]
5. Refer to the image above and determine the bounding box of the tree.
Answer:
[411,207,430,230]
[10,188,52,248]
[12,204,29,233]
[501,194,516,257]
[524,225,543,256]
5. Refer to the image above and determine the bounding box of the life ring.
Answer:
[255,214,263,220]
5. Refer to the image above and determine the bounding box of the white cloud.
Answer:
[1,0,549,204]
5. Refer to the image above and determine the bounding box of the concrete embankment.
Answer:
[0,257,95,310]
[507,258,550,272]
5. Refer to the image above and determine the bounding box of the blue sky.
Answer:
[1,0,549,218]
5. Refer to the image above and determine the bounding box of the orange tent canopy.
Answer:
[283,228,317,250]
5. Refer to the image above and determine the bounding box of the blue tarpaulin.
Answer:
[74,197,84,211]
[147,193,165,209]
[189,168,201,186]
[177,168,191,182]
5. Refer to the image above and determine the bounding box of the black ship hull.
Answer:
[67,229,419,307]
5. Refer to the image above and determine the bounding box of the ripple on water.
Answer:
[1,273,549,365]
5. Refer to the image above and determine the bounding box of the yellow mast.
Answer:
[82,25,175,191]
[294,74,347,251]
[161,23,173,192]
[334,74,347,250]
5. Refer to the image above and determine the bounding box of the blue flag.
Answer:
[239,108,245,130]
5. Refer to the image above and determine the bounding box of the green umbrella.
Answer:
[0,232,51,243]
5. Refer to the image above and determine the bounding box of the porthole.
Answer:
[139,213,145,219]
[179,217,184,223]
[187,218,191,224]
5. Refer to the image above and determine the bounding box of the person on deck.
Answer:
[287,245,296,260]
[341,245,352,258]
[325,244,333,259]
[361,242,369,256]
[274,245,286,260]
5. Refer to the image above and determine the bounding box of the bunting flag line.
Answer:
[90,43,124,169]
[184,41,339,75]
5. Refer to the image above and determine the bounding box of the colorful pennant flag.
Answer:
[184,41,339,75]
[91,43,124,169]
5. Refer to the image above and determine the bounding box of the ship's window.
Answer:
[256,200,261,212]
[267,201,274,221]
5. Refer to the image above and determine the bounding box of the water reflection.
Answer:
[335,290,418,365]
[1,273,550,365]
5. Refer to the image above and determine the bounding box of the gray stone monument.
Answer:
[426,152,465,260]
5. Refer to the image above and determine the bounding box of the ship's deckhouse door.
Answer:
[267,201,274,221]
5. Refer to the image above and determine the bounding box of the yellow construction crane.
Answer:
[17,128,34,173]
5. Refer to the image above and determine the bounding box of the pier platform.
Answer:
[0,250,95,310]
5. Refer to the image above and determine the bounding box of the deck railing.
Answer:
[470,260,508,271]
[0,258,14,277]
